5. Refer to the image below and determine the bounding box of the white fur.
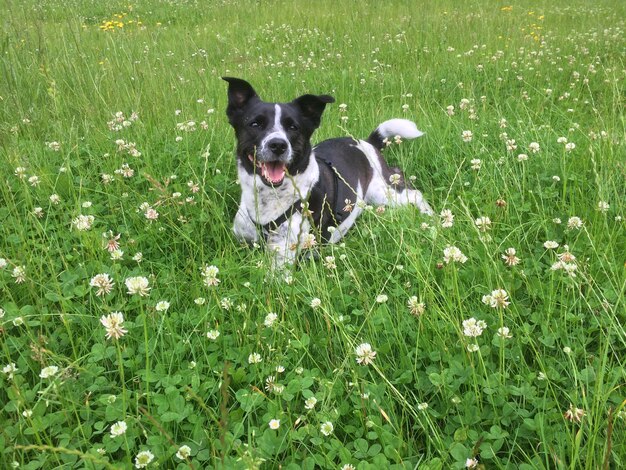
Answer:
[356,140,390,205]
[355,139,433,215]
[377,119,424,139]
[259,104,293,162]
[234,151,321,264]
[328,182,364,243]
[237,151,319,228]
[266,212,311,268]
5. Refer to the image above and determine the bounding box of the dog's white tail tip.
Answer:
[377,119,424,139]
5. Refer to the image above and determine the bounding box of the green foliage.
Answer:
[1,0,625,468]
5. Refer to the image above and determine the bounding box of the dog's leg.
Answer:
[364,173,433,215]
[357,140,433,215]
[266,213,311,269]
[392,187,434,215]
[328,205,364,243]
[233,203,260,243]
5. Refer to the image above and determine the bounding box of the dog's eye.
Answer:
[287,123,299,131]
[249,121,261,128]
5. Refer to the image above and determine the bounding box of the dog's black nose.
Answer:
[268,139,288,156]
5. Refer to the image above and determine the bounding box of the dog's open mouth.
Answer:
[249,155,286,186]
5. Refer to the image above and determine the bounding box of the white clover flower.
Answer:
[15,166,27,179]
[461,130,473,142]
[125,276,150,296]
[417,402,429,411]
[206,329,220,340]
[543,240,559,249]
[440,209,454,228]
[470,159,481,170]
[2,363,18,379]
[248,352,262,364]
[201,265,220,287]
[323,256,336,269]
[443,246,468,264]
[144,208,159,220]
[310,298,321,309]
[110,421,127,438]
[90,274,115,296]
[597,201,610,213]
[497,327,513,339]
[46,141,61,151]
[264,312,278,327]
[40,365,59,379]
[355,343,377,365]
[176,445,191,460]
[320,421,334,436]
[407,296,425,316]
[301,233,317,249]
[466,343,480,352]
[134,450,155,469]
[100,312,127,340]
[389,173,402,185]
[375,294,388,304]
[304,396,318,410]
[269,419,280,430]
[466,458,479,468]
[72,214,95,231]
[474,216,492,232]
[564,404,585,423]
[482,289,510,309]
[506,139,517,151]
[502,248,521,266]
[155,301,170,312]
[528,142,540,153]
[462,318,487,337]
[12,265,26,283]
[567,216,583,230]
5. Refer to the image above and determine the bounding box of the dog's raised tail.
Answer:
[367,119,424,151]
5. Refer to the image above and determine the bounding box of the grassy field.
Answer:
[1,0,625,468]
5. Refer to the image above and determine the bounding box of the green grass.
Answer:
[1,0,625,468]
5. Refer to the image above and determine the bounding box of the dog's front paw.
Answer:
[420,201,435,216]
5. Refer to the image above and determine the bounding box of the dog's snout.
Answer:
[268,138,288,156]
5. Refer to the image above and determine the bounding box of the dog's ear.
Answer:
[222,77,259,118]
[292,94,335,127]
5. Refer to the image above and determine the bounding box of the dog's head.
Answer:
[223,77,334,187]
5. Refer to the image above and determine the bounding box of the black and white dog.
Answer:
[223,77,433,268]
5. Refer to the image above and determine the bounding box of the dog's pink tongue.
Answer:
[262,161,286,183]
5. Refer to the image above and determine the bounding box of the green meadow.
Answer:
[1,0,625,468]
